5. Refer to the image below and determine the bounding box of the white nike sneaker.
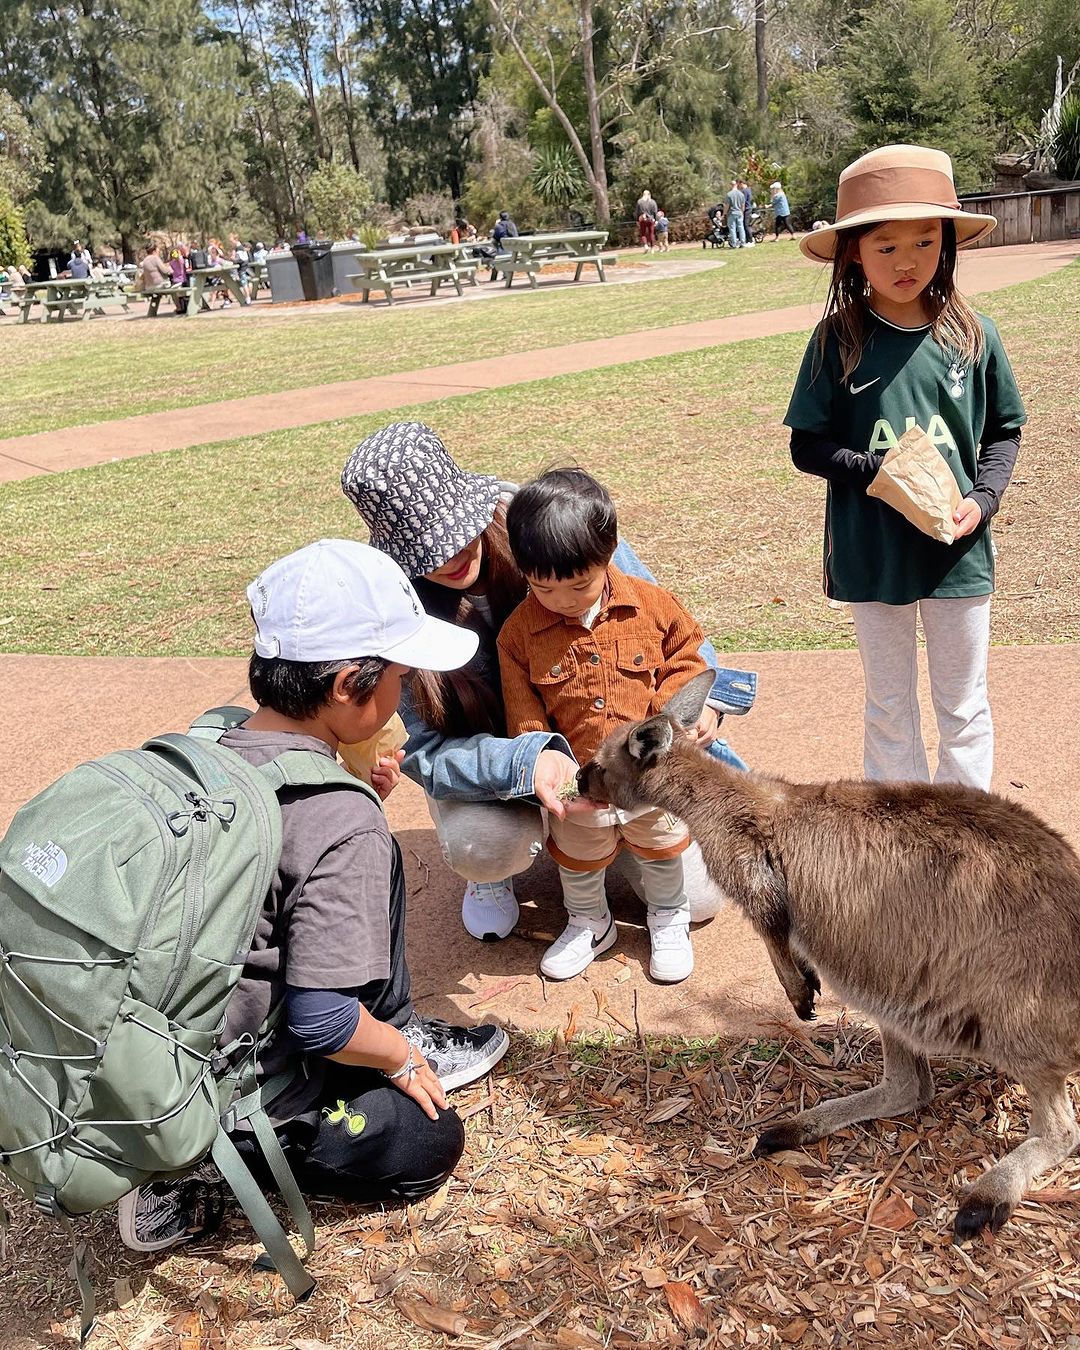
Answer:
[461,878,519,941]
[647,907,694,982]
[540,910,617,979]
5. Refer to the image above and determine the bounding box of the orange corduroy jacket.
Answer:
[497,565,708,764]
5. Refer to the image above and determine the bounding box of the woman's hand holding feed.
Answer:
[533,748,581,819]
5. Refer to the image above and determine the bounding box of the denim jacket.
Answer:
[401,536,756,802]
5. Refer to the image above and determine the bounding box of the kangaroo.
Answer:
[577,669,1080,1240]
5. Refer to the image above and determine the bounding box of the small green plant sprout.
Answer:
[557,778,581,802]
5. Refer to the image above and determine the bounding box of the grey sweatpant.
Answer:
[425,795,727,922]
[850,595,993,790]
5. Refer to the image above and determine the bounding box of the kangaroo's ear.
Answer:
[662,670,715,730]
[628,715,674,764]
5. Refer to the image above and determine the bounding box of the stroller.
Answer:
[702,205,767,248]
[702,207,727,249]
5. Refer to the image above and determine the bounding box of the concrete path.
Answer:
[3,644,1076,1041]
[1,240,1076,485]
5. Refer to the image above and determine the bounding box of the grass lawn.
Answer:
[0,245,823,439]
[0,259,1076,656]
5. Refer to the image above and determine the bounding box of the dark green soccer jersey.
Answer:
[784,312,1026,604]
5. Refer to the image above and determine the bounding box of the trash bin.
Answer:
[290,240,336,301]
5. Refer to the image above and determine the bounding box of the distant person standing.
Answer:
[635,189,658,252]
[737,178,756,248]
[770,181,797,239]
[654,209,671,252]
[724,180,746,249]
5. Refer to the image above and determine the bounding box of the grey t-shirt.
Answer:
[220,725,393,1124]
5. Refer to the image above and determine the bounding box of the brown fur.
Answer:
[578,671,1080,1240]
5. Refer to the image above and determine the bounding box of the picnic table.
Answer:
[185,264,249,316]
[14,275,133,323]
[490,230,614,288]
[346,242,478,305]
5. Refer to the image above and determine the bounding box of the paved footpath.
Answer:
[1,240,1077,484]
[2,644,1077,1042]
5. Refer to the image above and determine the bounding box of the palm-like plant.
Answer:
[532,144,586,207]
[1051,95,1080,181]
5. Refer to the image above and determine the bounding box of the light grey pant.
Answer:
[559,855,688,920]
[425,795,727,921]
[850,595,993,790]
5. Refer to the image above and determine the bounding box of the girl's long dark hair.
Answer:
[409,504,528,737]
[817,219,985,381]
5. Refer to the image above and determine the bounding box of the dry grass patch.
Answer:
[4,1026,1080,1348]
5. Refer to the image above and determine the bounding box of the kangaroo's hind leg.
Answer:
[954,1073,1080,1241]
[755,1028,926,1156]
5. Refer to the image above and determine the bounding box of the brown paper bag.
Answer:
[338,712,408,785]
[865,425,963,544]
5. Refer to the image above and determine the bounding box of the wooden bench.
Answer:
[491,231,614,288]
[143,286,191,317]
[42,294,87,322]
[85,280,133,316]
[347,244,477,305]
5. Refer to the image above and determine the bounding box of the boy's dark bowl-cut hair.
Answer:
[249,653,388,721]
[506,468,617,580]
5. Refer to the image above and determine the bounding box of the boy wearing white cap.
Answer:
[119,540,509,1254]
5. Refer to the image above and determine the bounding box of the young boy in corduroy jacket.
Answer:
[498,469,708,985]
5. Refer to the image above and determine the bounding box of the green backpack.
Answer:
[0,707,381,1343]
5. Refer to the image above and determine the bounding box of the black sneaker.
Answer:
[402,1013,510,1092]
[117,1161,226,1253]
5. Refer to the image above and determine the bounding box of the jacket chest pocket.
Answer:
[615,639,661,692]
[529,654,576,690]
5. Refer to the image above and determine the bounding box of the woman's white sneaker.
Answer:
[462,878,519,941]
[647,908,694,982]
[540,911,617,979]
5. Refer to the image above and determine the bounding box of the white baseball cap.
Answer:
[247,539,479,671]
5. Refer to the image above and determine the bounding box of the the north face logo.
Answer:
[21,841,68,888]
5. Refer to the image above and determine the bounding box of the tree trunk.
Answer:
[578,0,610,223]
[754,0,767,115]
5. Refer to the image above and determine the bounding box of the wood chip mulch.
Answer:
[4,1016,1080,1348]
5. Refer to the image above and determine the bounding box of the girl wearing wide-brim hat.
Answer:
[341,421,757,944]
[784,144,1026,791]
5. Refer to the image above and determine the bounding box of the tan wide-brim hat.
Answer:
[799,144,997,262]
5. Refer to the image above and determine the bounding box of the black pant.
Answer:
[774,214,796,238]
[236,838,464,1205]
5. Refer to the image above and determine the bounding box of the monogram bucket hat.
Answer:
[341,422,501,578]
[800,144,997,263]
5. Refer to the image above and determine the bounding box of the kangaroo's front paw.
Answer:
[801,963,821,997]
[791,978,818,1022]
[753,1120,804,1157]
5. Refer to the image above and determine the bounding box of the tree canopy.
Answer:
[0,0,1075,252]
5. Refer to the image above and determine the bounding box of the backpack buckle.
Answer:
[34,1185,62,1219]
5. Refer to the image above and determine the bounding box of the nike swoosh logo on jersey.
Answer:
[849,378,880,394]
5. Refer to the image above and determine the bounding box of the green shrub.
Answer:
[304,163,374,241]
[532,144,586,207]
[0,192,30,270]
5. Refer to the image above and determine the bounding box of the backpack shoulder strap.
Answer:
[260,750,383,811]
[188,705,256,742]
[187,708,383,811]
